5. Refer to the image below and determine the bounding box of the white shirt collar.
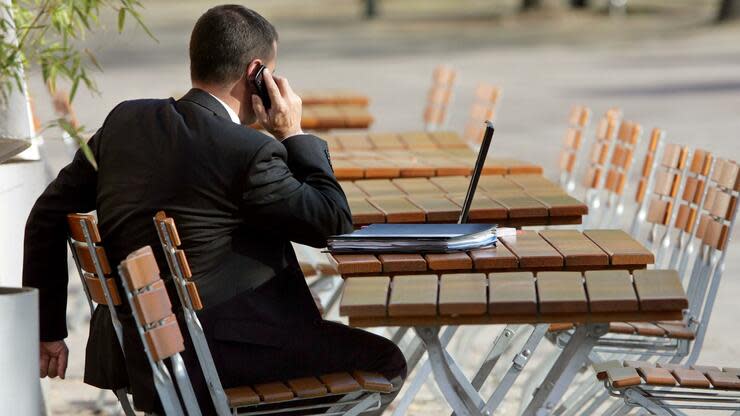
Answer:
[207,92,240,124]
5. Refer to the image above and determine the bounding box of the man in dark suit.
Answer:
[23,5,406,414]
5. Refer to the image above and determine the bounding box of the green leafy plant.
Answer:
[1,0,155,168]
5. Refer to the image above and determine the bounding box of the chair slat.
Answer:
[671,368,711,388]
[286,377,328,398]
[67,213,101,243]
[319,373,362,394]
[185,281,203,311]
[122,246,161,290]
[352,371,393,393]
[83,273,122,306]
[339,276,390,318]
[174,250,192,279]
[73,242,112,274]
[368,197,426,223]
[636,367,677,386]
[629,322,667,336]
[132,280,173,325]
[537,272,588,314]
[499,231,563,268]
[425,252,472,271]
[253,382,295,403]
[583,229,655,265]
[655,322,694,339]
[388,275,438,317]
[540,230,609,267]
[225,386,260,407]
[633,269,688,312]
[144,315,184,362]
[530,194,589,217]
[607,367,643,388]
[608,322,636,334]
[707,371,740,390]
[438,273,487,316]
[488,272,537,315]
[584,270,639,312]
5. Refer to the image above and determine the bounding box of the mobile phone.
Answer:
[251,64,272,110]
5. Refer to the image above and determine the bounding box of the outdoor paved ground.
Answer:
[25,0,740,414]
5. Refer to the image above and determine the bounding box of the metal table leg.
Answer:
[470,325,521,390]
[522,324,608,416]
[414,327,486,416]
[483,324,549,414]
[392,326,459,416]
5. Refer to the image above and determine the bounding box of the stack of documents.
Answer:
[327,223,498,254]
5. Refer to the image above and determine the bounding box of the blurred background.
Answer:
[6,0,740,414]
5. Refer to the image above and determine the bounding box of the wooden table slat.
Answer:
[367,197,426,223]
[584,270,639,312]
[348,198,386,225]
[539,230,609,267]
[584,229,655,266]
[339,276,390,318]
[408,194,462,222]
[378,254,428,273]
[425,252,473,271]
[499,231,564,268]
[469,246,519,270]
[388,275,438,317]
[487,193,549,218]
[438,273,488,316]
[633,269,689,312]
[536,272,588,314]
[330,254,382,275]
[489,272,537,315]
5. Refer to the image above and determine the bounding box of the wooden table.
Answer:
[326,131,542,179]
[299,89,369,106]
[302,104,374,130]
[342,175,588,226]
[329,229,652,276]
[338,266,686,416]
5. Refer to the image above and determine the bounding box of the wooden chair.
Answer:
[580,112,621,225]
[66,213,135,416]
[557,105,591,193]
[423,65,456,131]
[462,83,502,146]
[558,159,739,416]
[596,360,740,414]
[598,120,643,227]
[636,143,690,252]
[118,246,201,416]
[629,128,665,237]
[152,212,393,415]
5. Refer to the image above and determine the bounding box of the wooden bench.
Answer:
[329,229,652,277]
[339,269,685,327]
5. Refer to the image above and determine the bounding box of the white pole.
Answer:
[0,288,41,414]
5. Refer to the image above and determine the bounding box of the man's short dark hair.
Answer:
[189,5,278,85]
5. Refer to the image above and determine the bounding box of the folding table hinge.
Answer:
[512,348,532,370]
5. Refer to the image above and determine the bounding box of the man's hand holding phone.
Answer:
[251,68,303,141]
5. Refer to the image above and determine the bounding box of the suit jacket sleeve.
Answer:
[22,132,100,342]
[241,134,353,248]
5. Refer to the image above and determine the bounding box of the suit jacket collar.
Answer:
[179,88,232,121]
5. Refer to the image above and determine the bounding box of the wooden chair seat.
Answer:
[224,371,392,408]
[596,361,740,392]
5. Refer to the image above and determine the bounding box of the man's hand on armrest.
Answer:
[40,340,68,379]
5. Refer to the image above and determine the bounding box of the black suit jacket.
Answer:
[23,88,353,410]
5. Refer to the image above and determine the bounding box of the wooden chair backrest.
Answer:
[582,111,620,190]
[644,143,689,226]
[120,246,185,362]
[463,83,502,144]
[66,213,122,306]
[423,65,457,127]
[634,128,664,204]
[154,211,203,310]
[603,120,642,195]
[694,159,739,252]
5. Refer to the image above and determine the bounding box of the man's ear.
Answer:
[246,59,263,81]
